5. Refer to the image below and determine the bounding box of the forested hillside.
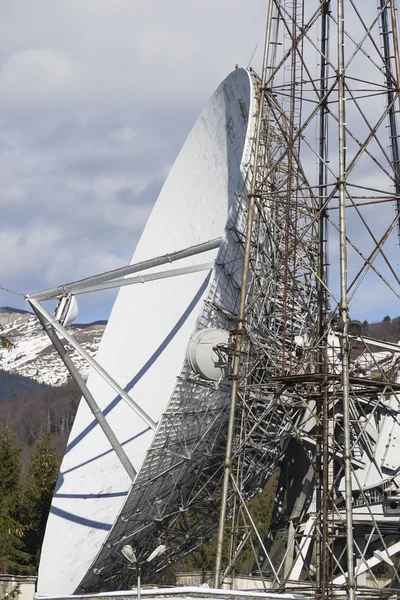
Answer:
[0,373,80,575]
[0,428,60,574]
[362,315,400,342]
[0,370,49,406]
[0,382,80,471]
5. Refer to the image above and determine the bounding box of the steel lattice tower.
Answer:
[214,1,400,599]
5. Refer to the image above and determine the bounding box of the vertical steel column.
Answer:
[137,564,141,600]
[213,0,274,587]
[390,1,400,89]
[317,2,330,596]
[337,2,355,599]
[380,0,400,242]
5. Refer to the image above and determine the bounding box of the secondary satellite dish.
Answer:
[38,67,259,595]
[187,328,230,381]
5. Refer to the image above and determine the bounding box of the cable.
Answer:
[0,284,25,297]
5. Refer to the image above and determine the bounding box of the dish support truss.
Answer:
[28,70,295,591]
[29,68,319,592]
[28,0,400,598]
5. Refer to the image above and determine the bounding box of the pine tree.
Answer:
[19,430,60,568]
[0,427,32,573]
[0,333,14,351]
[0,427,20,496]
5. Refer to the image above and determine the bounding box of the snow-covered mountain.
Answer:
[0,307,105,387]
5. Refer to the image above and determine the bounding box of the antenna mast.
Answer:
[215,2,400,598]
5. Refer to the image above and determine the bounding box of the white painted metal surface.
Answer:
[38,68,257,595]
[35,587,301,600]
[332,541,400,585]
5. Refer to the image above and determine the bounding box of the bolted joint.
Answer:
[224,458,233,471]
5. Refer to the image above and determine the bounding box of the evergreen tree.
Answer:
[0,427,20,496]
[0,333,13,351]
[0,428,31,573]
[19,430,60,568]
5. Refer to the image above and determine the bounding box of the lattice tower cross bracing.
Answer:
[214,1,400,599]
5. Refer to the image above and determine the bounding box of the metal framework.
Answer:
[30,1,400,599]
[30,72,262,593]
[214,1,400,599]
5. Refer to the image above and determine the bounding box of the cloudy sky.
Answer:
[0,1,267,321]
[0,2,398,326]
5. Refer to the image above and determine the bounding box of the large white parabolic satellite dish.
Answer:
[38,68,259,595]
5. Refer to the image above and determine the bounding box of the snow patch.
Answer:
[0,314,105,387]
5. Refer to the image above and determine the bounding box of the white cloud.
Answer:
[0,48,76,107]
